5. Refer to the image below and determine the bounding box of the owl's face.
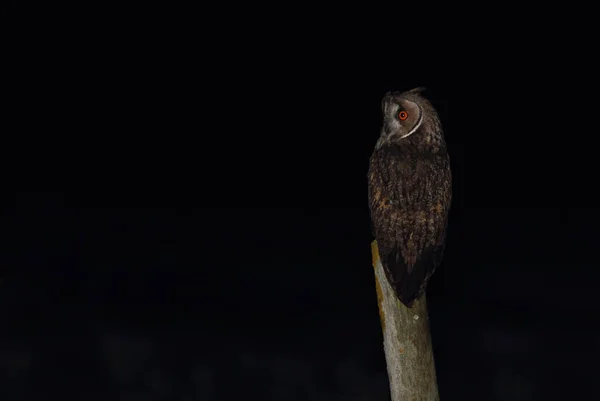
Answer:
[379,93,423,143]
[376,87,441,150]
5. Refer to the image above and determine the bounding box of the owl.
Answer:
[368,87,452,307]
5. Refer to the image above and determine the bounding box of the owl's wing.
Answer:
[368,148,451,307]
[383,213,448,307]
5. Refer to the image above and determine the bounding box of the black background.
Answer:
[2,6,599,401]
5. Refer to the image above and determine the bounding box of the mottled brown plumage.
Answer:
[368,87,452,307]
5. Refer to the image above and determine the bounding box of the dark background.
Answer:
[2,7,599,401]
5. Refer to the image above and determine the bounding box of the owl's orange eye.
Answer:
[398,111,409,121]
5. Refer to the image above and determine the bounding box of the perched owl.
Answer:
[368,87,452,307]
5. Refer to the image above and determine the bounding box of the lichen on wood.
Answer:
[371,240,440,401]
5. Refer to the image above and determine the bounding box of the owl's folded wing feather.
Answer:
[368,149,450,307]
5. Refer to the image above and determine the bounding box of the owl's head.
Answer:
[376,87,442,150]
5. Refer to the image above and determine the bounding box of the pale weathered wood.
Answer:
[371,240,440,401]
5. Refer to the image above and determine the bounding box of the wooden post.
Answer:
[371,240,440,401]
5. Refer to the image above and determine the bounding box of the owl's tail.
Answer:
[384,249,432,308]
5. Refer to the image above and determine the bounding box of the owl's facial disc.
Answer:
[397,99,423,139]
[381,98,423,143]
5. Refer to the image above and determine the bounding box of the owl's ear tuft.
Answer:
[407,87,426,94]
[382,92,392,113]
